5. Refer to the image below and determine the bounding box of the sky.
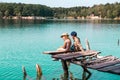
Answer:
[0,0,120,7]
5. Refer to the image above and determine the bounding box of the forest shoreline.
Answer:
[1,16,120,20]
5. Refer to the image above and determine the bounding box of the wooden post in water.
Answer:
[61,60,69,79]
[36,64,42,80]
[22,66,27,80]
[82,66,91,80]
[86,38,90,50]
[81,60,91,80]
[118,39,119,46]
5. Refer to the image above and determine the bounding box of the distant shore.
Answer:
[1,16,120,20]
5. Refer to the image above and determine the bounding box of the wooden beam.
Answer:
[52,50,100,60]
[98,64,120,72]
[88,59,120,69]
[61,60,69,79]
[86,38,90,50]
[109,68,120,75]
[36,64,42,80]
[43,50,72,54]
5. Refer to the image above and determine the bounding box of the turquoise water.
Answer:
[0,19,120,80]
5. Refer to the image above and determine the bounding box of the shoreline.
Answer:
[1,16,120,21]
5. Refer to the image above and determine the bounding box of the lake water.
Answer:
[0,19,120,80]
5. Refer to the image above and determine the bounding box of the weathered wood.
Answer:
[52,52,82,60]
[86,39,90,50]
[98,64,120,75]
[61,60,69,79]
[85,55,115,65]
[109,68,120,75]
[82,69,92,80]
[43,50,72,54]
[98,64,120,72]
[88,59,120,69]
[52,50,100,60]
[70,55,120,75]
[22,66,27,80]
[36,64,42,80]
[44,49,100,55]
[43,49,120,75]
[22,66,27,77]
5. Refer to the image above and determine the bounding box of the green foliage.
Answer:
[53,2,120,19]
[0,3,53,17]
[0,2,119,19]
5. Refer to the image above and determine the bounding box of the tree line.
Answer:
[0,2,120,19]
[0,3,53,18]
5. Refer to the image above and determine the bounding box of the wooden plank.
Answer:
[98,64,120,75]
[70,55,114,66]
[71,59,120,75]
[52,50,100,60]
[85,55,115,65]
[88,59,120,69]
[71,58,120,75]
[109,68,120,74]
[98,64,120,71]
[61,54,82,60]
[43,50,100,55]
[43,51,69,54]
[52,53,82,60]
[75,50,100,56]
[62,52,99,60]
[70,60,82,66]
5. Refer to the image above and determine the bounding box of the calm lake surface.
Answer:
[0,19,120,80]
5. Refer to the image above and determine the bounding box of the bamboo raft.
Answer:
[44,50,120,75]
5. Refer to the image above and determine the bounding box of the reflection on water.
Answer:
[82,70,91,80]
[0,19,120,28]
[52,70,91,80]
[22,64,92,80]
[0,19,46,28]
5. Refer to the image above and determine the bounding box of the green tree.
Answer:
[0,11,3,18]
[5,10,9,17]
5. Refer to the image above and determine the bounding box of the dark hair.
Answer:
[71,31,77,36]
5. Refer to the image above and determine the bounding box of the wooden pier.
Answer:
[44,50,120,75]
